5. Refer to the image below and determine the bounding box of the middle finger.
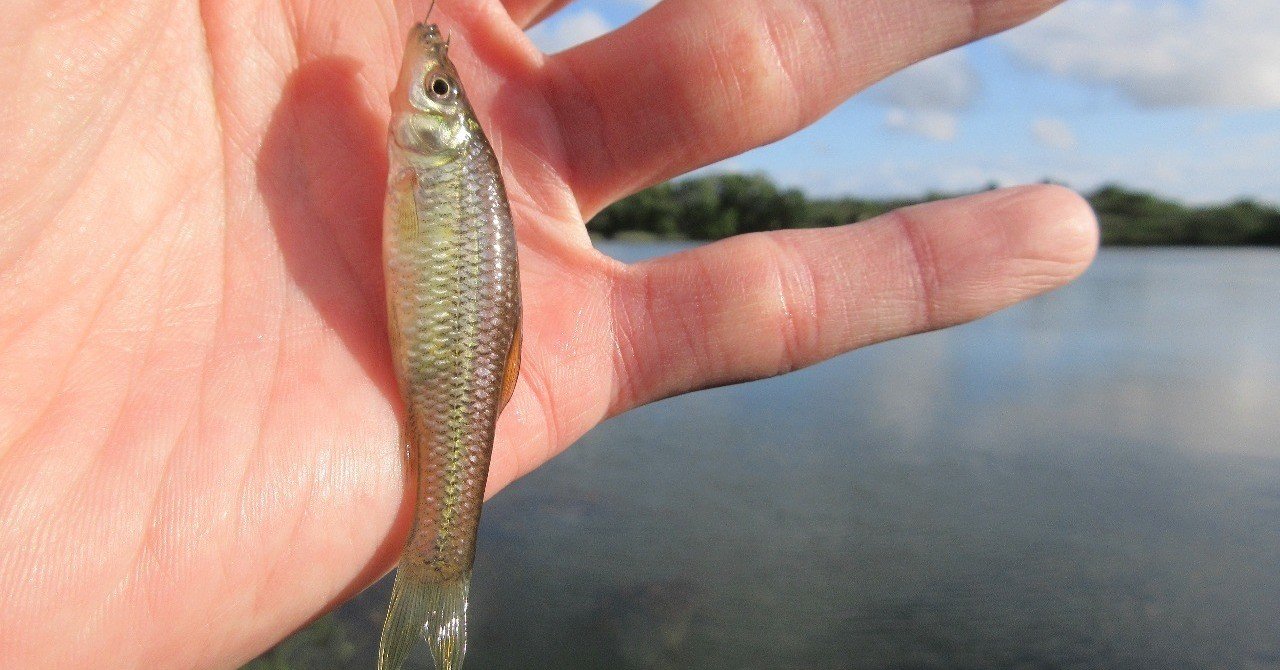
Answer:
[542,0,1064,217]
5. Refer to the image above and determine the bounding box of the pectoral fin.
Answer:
[498,321,521,411]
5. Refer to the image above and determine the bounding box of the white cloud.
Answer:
[871,51,977,142]
[623,0,662,7]
[1005,0,1280,108]
[872,50,981,112]
[527,10,612,53]
[1031,117,1078,150]
[884,109,958,142]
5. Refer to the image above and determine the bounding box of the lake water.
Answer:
[249,246,1280,669]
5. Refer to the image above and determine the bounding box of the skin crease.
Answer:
[0,0,1097,668]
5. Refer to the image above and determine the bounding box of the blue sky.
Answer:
[528,0,1280,204]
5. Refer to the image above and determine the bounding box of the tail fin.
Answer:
[377,564,472,670]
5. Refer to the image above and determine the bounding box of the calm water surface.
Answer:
[250,246,1280,669]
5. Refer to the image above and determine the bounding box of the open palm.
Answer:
[0,0,1095,667]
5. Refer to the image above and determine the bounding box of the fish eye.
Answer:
[427,75,454,101]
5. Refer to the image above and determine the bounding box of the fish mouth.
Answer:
[414,22,442,41]
[411,22,449,55]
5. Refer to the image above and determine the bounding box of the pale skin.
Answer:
[0,0,1097,667]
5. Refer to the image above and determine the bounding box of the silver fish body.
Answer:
[378,21,521,670]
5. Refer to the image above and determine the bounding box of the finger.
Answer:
[607,185,1098,411]
[545,0,1063,215]
[500,0,576,29]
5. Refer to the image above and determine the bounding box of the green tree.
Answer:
[1186,200,1275,245]
[586,175,1280,246]
[589,182,679,238]
[1090,184,1193,245]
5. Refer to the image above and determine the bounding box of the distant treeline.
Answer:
[586,174,1280,246]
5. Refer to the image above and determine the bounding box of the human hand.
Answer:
[0,0,1096,667]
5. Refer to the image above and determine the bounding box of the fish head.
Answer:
[390,22,476,161]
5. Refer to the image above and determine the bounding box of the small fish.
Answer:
[377,13,521,670]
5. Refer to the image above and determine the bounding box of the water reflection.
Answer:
[248,246,1280,669]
